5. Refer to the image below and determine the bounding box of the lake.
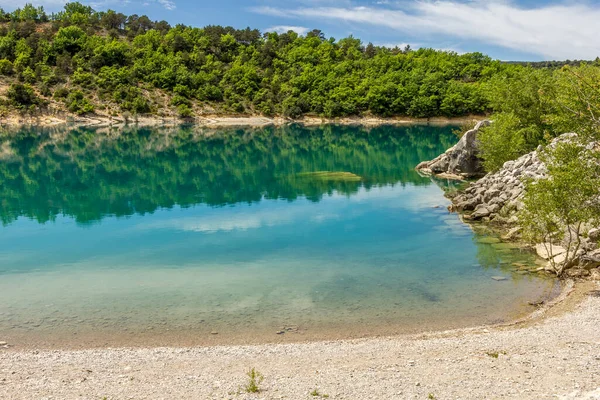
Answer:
[0,124,557,348]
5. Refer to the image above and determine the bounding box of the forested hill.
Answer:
[0,2,597,121]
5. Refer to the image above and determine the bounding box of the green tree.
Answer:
[519,139,600,275]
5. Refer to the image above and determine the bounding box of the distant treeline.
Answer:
[502,60,599,69]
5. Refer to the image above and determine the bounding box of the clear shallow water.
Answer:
[0,125,555,347]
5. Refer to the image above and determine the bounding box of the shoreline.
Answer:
[0,277,573,351]
[1,280,597,399]
[0,114,484,129]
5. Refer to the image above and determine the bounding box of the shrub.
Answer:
[71,68,95,88]
[0,59,13,75]
[53,87,70,99]
[478,112,529,172]
[177,104,193,118]
[244,368,263,393]
[170,94,191,107]
[65,90,94,114]
[7,83,39,107]
[20,66,36,83]
[113,85,150,113]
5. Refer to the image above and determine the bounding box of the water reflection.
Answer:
[0,124,456,225]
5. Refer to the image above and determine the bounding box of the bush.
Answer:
[113,85,150,113]
[0,59,13,75]
[53,87,70,99]
[170,94,191,107]
[20,66,36,83]
[7,83,39,107]
[40,84,51,97]
[177,104,193,118]
[71,68,95,88]
[478,112,529,172]
[130,96,151,114]
[65,90,94,114]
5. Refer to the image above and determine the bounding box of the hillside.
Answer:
[0,2,551,122]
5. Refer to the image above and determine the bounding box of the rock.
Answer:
[436,172,465,181]
[210,331,218,335]
[487,203,501,214]
[455,199,478,212]
[471,204,491,219]
[502,227,521,240]
[535,244,567,260]
[579,249,600,270]
[588,228,600,242]
[565,268,590,278]
[491,276,508,281]
[483,189,501,203]
[416,120,491,178]
[590,268,600,280]
[552,252,569,266]
[0,341,6,346]
[415,161,430,170]
[276,330,285,335]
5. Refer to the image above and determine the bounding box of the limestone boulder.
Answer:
[417,120,490,178]
[535,243,567,260]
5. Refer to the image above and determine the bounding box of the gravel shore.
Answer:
[1,282,599,400]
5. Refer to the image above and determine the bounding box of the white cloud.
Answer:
[252,1,600,60]
[265,25,310,35]
[156,0,175,10]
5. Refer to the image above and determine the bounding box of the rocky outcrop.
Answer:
[449,142,546,221]
[449,133,587,222]
[444,133,600,278]
[416,120,490,179]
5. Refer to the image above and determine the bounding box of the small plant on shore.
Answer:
[486,350,507,358]
[428,394,437,400]
[244,367,264,393]
[311,388,329,398]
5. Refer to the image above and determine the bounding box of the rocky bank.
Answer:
[418,128,600,279]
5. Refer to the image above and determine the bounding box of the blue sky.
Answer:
[3,0,600,61]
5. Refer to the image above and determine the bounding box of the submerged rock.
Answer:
[416,120,490,179]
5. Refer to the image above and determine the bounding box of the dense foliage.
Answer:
[478,64,600,171]
[478,57,600,276]
[0,2,503,119]
[519,140,600,275]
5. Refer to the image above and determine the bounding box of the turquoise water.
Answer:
[0,125,555,347]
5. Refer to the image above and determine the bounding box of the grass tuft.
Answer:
[244,367,264,393]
